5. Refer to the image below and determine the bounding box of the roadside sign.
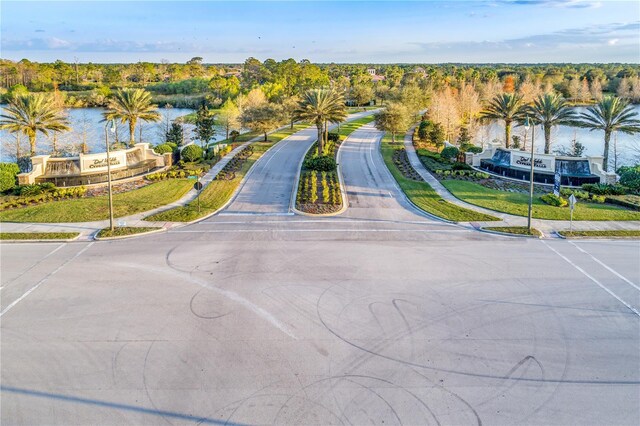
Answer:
[193,182,203,191]
[553,171,561,196]
[569,194,577,232]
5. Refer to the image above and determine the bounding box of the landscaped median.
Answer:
[558,230,640,239]
[145,124,309,222]
[0,232,80,240]
[295,116,374,215]
[380,133,499,222]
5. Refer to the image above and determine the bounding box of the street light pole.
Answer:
[104,120,116,232]
[525,117,536,231]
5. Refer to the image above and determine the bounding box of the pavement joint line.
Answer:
[2,243,67,288]
[0,242,94,317]
[170,228,471,233]
[197,219,455,226]
[541,240,640,317]
[569,241,640,292]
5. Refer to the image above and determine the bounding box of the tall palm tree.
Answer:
[294,88,347,156]
[0,93,70,157]
[525,93,578,154]
[480,93,525,148]
[578,96,640,171]
[103,89,161,146]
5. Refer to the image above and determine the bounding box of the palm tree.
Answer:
[294,88,347,156]
[525,93,578,154]
[103,89,161,146]
[480,93,525,148]
[578,96,640,171]
[0,93,70,157]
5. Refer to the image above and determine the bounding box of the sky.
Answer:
[1,0,639,63]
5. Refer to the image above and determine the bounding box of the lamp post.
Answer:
[104,120,116,231]
[524,116,535,231]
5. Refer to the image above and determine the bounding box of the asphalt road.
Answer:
[1,121,639,425]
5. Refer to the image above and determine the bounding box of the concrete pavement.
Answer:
[1,114,639,425]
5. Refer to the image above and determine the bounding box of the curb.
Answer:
[478,227,543,239]
[0,234,81,243]
[93,227,167,241]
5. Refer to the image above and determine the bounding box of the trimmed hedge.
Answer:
[540,193,568,207]
[181,144,203,162]
[303,155,337,172]
[153,144,174,154]
[0,163,20,193]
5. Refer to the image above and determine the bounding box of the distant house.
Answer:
[224,68,242,78]
[367,68,386,83]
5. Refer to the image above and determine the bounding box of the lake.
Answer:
[474,105,640,168]
[0,107,233,162]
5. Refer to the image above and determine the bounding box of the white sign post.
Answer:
[569,194,577,232]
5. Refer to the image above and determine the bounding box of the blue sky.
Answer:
[1,0,639,63]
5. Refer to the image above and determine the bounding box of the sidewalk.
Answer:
[0,134,267,240]
[402,127,640,236]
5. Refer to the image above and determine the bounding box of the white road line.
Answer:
[569,241,640,292]
[0,243,94,318]
[198,219,453,226]
[2,243,67,288]
[541,240,639,317]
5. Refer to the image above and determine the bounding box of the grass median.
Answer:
[483,226,542,237]
[146,124,309,222]
[558,230,640,238]
[0,179,193,223]
[0,232,79,240]
[380,133,498,222]
[441,180,640,221]
[97,227,162,238]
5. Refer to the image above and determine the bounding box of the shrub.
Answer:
[440,146,459,161]
[617,165,640,192]
[417,149,441,160]
[304,156,337,172]
[154,144,173,155]
[0,163,20,193]
[540,193,568,207]
[590,194,606,203]
[181,144,203,162]
[452,162,473,171]
[560,188,573,197]
[581,183,627,195]
[327,132,340,142]
[461,145,482,154]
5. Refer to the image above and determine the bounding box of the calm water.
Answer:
[475,105,640,167]
[0,107,231,161]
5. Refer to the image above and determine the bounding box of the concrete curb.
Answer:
[0,234,81,244]
[478,227,543,239]
[93,227,166,241]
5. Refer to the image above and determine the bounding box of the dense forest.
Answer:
[2,58,639,109]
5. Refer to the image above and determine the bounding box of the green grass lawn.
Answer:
[0,232,80,240]
[97,227,162,238]
[558,230,640,238]
[483,226,542,237]
[380,133,499,222]
[442,180,640,221]
[0,179,193,223]
[146,124,309,222]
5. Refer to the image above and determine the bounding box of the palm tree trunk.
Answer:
[603,130,611,172]
[324,119,328,152]
[544,124,551,154]
[16,134,21,159]
[29,134,37,157]
[505,119,511,149]
[316,122,323,157]
[264,132,268,142]
[129,119,136,146]
[392,131,396,143]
